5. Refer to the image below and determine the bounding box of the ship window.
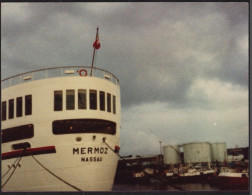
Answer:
[16,97,23,117]
[78,89,86,109]
[107,93,111,112]
[90,90,97,110]
[66,90,75,110]
[99,91,105,111]
[54,91,63,111]
[2,101,7,121]
[9,99,14,119]
[25,95,32,115]
[2,124,34,143]
[113,95,116,114]
[52,119,116,135]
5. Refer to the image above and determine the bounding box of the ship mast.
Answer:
[90,27,100,76]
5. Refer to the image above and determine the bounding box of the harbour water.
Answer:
[112,182,248,191]
[113,183,217,191]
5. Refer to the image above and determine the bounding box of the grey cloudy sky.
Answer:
[1,2,248,155]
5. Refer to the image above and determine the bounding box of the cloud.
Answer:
[98,3,248,108]
[188,78,248,109]
[120,77,248,155]
[2,3,31,23]
[84,2,128,14]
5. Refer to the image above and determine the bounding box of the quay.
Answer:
[114,143,249,190]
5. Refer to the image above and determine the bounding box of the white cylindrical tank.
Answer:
[210,143,227,162]
[163,145,181,165]
[183,142,211,164]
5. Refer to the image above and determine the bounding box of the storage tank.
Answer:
[210,143,227,162]
[183,142,211,164]
[163,145,181,165]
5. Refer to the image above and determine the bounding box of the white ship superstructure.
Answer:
[1,66,121,191]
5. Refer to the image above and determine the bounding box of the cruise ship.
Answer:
[1,66,121,191]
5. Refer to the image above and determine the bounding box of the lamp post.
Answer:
[159,141,162,155]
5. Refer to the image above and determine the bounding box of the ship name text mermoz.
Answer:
[73,147,108,162]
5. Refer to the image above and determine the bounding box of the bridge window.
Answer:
[1,101,6,121]
[25,95,32,115]
[66,90,75,110]
[2,124,34,143]
[113,95,116,114]
[52,119,116,135]
[107,93,111,112]
[90,90,97,110]
[54,91,63,111]
[100,91,105,111]
[16,97,23,117]
[9,99,14,119]
[78,89,86,109]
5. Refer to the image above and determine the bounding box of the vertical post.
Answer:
[159,141,162,155]
[90,48,96,76]
[90,27,99,76]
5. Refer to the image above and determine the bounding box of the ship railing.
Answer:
[1,66,119,89]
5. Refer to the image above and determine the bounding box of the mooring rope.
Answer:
[103,140,185,191]
[2,156,20,179]
[2,146,82,191]
[30,155,82,191]
[1,148,27,189]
